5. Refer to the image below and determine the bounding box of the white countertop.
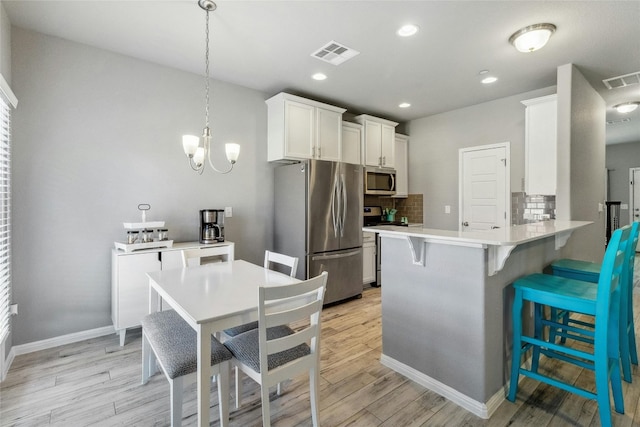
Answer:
[363,220,592,247]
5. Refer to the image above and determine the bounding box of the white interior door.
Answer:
[631,167,640,226]
[459,143,510,231]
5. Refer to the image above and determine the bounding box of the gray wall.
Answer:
[0,1,10,82]
[606,141,640,227]
[556,64,606,262]
[405,86,556,230]
[11,27,275,345]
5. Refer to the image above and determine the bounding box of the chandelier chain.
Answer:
[204,8,210,129]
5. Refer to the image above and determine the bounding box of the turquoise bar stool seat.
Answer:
[550,222,639,382]
[508,225,632,427]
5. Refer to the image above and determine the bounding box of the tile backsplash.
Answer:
[364,194,424,224]
[512,192,556,225]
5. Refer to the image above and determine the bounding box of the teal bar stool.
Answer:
[550,222,639,382]
[508,225,632,427]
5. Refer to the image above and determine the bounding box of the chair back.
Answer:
[596,224,633,358]
[264,250,299,278]
[258,271,327,385]
[182,246,234,267]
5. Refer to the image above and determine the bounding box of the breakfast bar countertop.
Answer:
[363,220,592,247]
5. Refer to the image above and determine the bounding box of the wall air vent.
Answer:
[603,71,640,89]
[311,41,360,66]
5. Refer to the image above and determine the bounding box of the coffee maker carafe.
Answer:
[200,209,225,243]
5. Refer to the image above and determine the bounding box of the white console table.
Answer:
[111,241,234,346]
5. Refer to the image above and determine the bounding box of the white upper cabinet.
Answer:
[521,94,557,195]
[267,93,346,162]
[393,134,409,198]
[354,114,398,168]
[341,121,362,165]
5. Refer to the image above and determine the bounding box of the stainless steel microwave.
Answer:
[364,167,396,195]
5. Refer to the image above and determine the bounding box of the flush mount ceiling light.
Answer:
[397,24,419,37]
[614,102,639,113]
[399,102,411,108]
[312,73,327,81]
[509,23,556,52]
[482,76,498,84]
[182,0,240,175]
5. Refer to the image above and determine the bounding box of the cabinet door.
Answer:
[341,124,362,165]
[316,108,342,161]
[284,100,315,159]
[363,243,376,284]
[114,252,161,330]
[380,124,395,168]
[523,95,557,195]
[393,135,408,197]
[364,121,382,167]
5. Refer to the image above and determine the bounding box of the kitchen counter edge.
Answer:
[363,220,593,247]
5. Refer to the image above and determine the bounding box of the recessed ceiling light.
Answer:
[614,102,639,113]
[509,23,556,53]
[482,76,498,84]
[479,70,489,75]
[397,24,419,37]
[312,73,327,81]
[399,102,411,108]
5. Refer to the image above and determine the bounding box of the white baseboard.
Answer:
[11,325,115,357]
[2,346,14,381]
[380,353,505,419]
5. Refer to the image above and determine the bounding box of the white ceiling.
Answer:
[4,0,640,144]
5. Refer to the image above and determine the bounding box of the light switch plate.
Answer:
[445,205,451,214]
[225,206,233,217]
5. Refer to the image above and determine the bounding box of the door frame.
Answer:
[458,142,511,231]
[630,167,640,225]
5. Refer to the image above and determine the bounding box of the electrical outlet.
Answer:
[445,205,451,214]
[621,204,629,210]
[9,304,17,315]
[225,206,233,218]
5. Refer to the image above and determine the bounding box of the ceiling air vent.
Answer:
[311,41,360,66]
[603,71,640,89]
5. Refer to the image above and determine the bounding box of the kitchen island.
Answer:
[363,220,591,419]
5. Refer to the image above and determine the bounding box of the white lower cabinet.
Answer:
[111,241,234,346]
[363,232,376,284]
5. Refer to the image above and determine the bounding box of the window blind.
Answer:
[0,95,11,344]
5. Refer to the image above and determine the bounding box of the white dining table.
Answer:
[147,259,300,427]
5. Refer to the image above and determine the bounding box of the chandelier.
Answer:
[182,0,240,174]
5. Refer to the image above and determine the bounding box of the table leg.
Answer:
[148,281,161,314]
[197,324,212,427]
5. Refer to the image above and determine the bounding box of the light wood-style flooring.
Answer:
[2,260,640,426]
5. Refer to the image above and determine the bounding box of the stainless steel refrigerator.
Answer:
[274,160,363,304]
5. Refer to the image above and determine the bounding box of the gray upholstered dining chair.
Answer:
[224,271,327,427]
[141,310,232,426]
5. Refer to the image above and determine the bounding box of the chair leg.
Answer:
[235,366,243,409]
[508,290,524,402]
[217,361,230,427]
[169,377,184,427]
[309,367,320,427]
[531,302,543,373]
[141,333,155,384]
[629,321,639,365]
[620,325,633,383]
[260,384,271,427]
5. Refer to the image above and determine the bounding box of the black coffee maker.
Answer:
[199,209,225,243]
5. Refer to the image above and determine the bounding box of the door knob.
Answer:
[462,221,469,227]
[491,226,500,229]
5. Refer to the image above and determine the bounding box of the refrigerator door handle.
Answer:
[341,174,347,237]
[311,249,361,261]
[331,174,339,238]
